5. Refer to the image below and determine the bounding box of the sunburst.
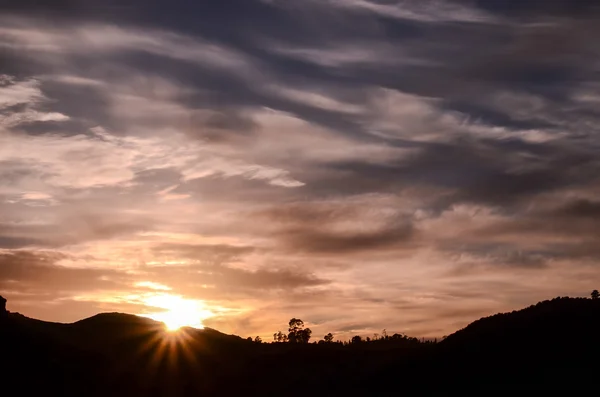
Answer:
[142,294,213,331]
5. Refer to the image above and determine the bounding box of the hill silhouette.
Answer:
[443,296,600,349]
[1,295,599,396]
[429,297,600,394]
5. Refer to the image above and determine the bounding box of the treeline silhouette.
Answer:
[1,291,599,396]
[265,317,429,346]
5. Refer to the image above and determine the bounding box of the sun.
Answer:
[142,294,214,331]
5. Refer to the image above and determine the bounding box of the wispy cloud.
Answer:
[316,0,496,23]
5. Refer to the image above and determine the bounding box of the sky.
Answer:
[1,0,600,340]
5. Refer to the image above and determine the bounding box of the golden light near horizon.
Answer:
[142,294,214,331]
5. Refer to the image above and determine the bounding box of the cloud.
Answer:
[266,84,365,114]
[0,20,254,73]
[0,75,43,106]
[270,42,436,69]
[0,75,69,127]
[315,0,496,23]
[0,81,305,190]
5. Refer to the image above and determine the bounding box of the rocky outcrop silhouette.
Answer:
[0,295,6,317]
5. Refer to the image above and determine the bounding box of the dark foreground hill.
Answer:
[1,296,599,396]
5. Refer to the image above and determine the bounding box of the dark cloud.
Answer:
[0,250,127,292]
[428,195,600,267]
[0,236,42,249]
[257,202,416,254]
[442,243,548,270]
[217,266,329,290]
[555,199,600,218]
[36,79,113,131]
[0,0,80,13]
[315,136,599,212]
[477,198,600,241]
[279,224,414,255]
[0,215,152,249]
[459,0,600,18]
[151,243,254,263]
[142,263,329,296]
[124,242,331,294]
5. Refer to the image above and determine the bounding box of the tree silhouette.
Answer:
[273,331,288,342]
[324,333,334,343]
[592,290,599,300]
[254,336,262,343]
[351,335,362,344]
[288,318,312,343]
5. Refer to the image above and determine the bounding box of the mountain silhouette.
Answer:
[1,295,599,396]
